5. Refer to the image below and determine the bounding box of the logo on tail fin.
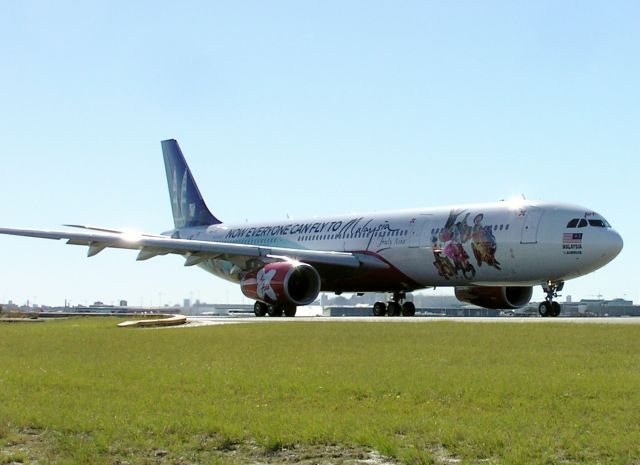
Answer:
[161,139,221,228]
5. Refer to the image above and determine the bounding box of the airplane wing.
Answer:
[62,224,167,236]
[0,227,387,271]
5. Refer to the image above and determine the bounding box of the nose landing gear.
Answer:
[538,281,564,317]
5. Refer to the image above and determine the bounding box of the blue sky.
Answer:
[1,1,638,307]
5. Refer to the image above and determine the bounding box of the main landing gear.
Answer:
[372,291,416,317]
[538,281,564,317]
[254,301,297,318]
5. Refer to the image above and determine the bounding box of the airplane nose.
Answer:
[583,229,623,272]
[608,229,624,260]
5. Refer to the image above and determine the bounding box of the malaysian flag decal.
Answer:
[563,232,583,254]
[563,233,583,243]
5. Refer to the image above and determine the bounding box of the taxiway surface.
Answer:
[184,315,640,327]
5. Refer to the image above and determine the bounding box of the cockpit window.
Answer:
[568,217,612,229]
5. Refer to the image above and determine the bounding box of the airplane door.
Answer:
[520,208,544,244]
[409,215,432,248]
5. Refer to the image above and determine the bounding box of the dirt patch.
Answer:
[216,442,399,465]
[429,445,462,464]
[0,427,47,464]
[0,429,399,465]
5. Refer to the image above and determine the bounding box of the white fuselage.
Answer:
[170,199,623,293]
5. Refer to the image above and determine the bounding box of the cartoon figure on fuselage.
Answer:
[434,210,477,280]
[471,213,501,270]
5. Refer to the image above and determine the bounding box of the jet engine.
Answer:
[241,261,321,306]
[454,286,533,309]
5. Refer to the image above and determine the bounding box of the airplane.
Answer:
[0,139,623,318]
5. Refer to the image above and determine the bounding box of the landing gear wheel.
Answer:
[283,305,297,318]
[401,301,416,317]
[541,280,564,318]
[538,301,551,317]
[267,305,283,317]
[373,301,387,317]
[254,301,267,317]
[387,301,401,317]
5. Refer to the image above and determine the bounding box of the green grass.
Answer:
[1,318,639,464]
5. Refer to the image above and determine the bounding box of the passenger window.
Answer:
[500,225,504,231]
[578,219,588,228]
[505,224,510,230]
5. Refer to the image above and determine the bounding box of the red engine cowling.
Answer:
[240,261,321,306]
[454,286,533,309]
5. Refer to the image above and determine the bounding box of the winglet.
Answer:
[161,139,221,228]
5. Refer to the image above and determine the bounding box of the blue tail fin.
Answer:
[161,139,221,228]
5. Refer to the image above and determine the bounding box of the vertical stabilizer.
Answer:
[161,139,221,228]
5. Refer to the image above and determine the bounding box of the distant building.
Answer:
[520,298,639,317]
[323,296,639,318]
[412,294,465,309]
[74,304,174,314]
[320,292,388,307]
[188,302,254,316]
[322,305,500,317]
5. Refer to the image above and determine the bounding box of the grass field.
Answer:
[1,318,639,464]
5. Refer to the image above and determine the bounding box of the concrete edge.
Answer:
[117,314,188,328]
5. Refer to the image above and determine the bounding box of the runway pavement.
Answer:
[183,315,640,327]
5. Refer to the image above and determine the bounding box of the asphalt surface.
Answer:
[184,315,640,327]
